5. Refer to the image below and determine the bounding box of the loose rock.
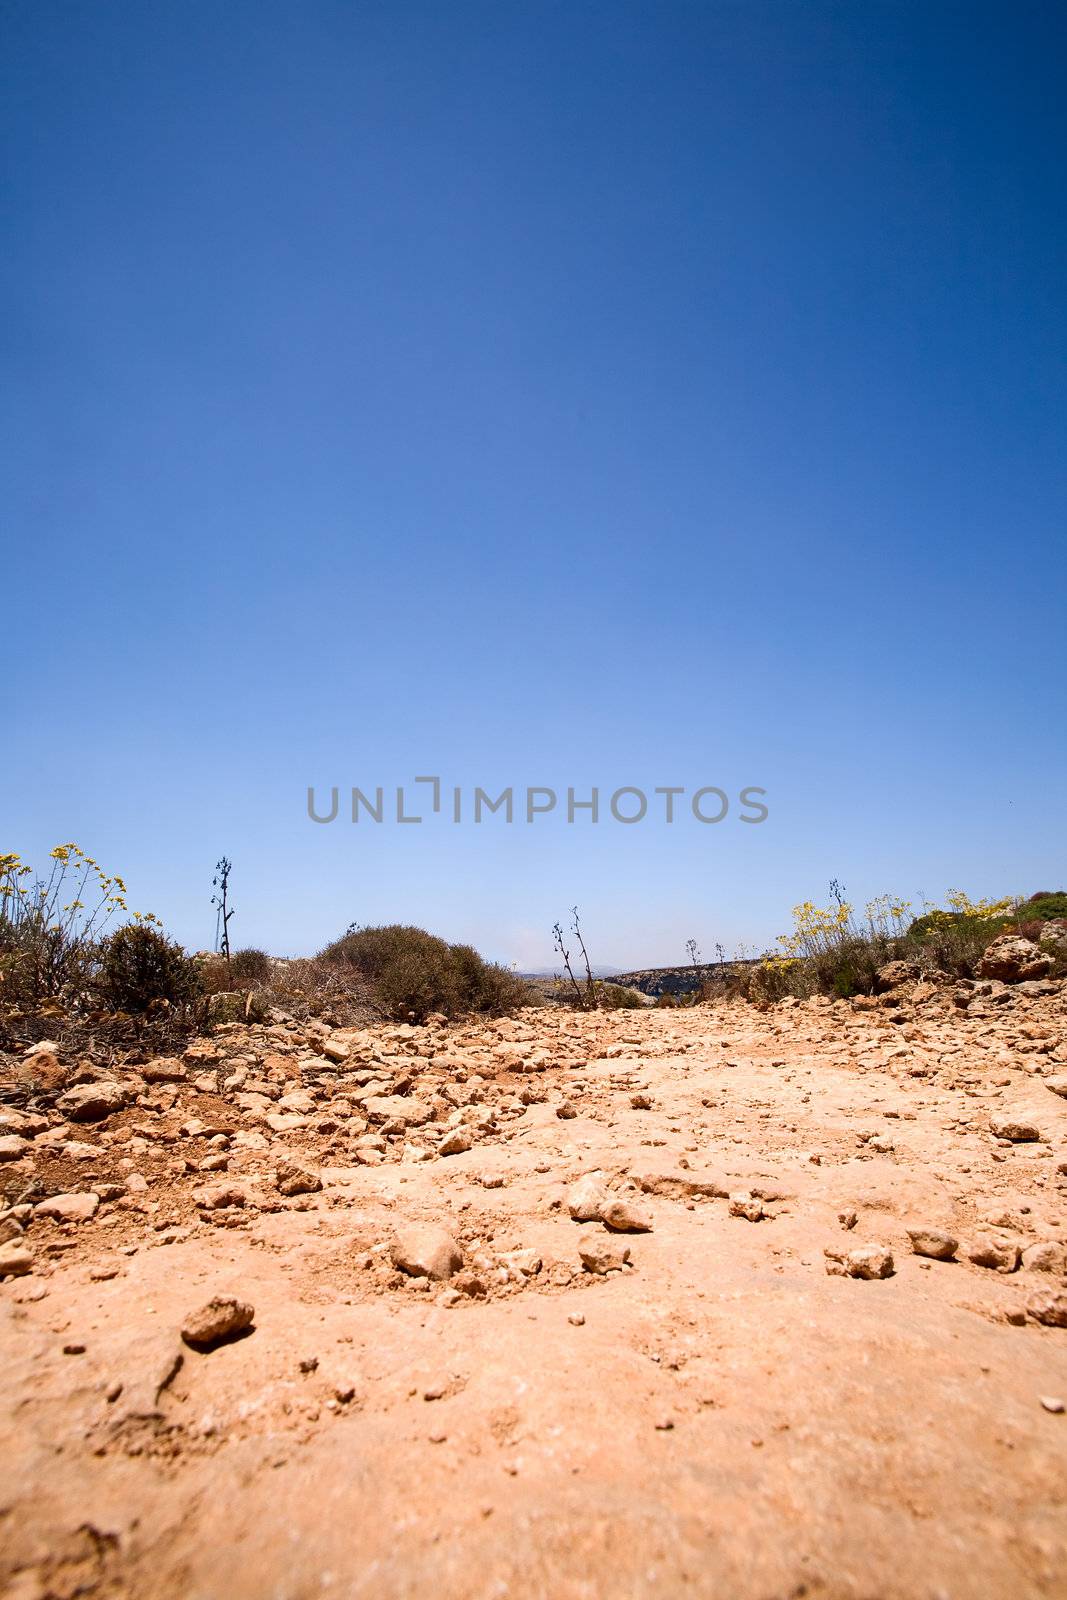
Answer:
[907,1227,958,1261]
[578,1234,632,1274]
[392,1226,464,1281]
[181,1296,256,1349]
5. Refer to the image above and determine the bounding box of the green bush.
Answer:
[320,924,532,1022]
[596,982,647,1010]
[99,923,201,1013]
[1021,893,1067,922]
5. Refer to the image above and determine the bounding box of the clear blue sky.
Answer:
[3,1,1065,969]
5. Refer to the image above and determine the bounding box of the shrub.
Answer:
[1021,893,1067,922]
[320,924,532,1022]
[903,890,1017,973]
[99,923,201,1013]
[229,947,272,985]
[596,982,647,1010]
[0,844,129,1007]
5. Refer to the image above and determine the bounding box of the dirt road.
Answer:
[3,981,1067,1598]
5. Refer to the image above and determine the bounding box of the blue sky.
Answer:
[3,1,1065,969]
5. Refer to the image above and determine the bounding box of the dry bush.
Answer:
[595,982,647,1010]
[320,925,532,1022]
[0,844,129,1007]
[98,923,201,1014]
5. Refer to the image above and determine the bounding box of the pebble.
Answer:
[989,1115,1040,1143]
[1027,1289,1067,1328]
[0,1242,34,1278]
[729,1192,765,1222]
[438,1130,473,1156]
[824,1244,895,1280]
[599,1198,653,1233]
[907,1227,958,1261]
[1021,1241,1067,1275]
[181,1295,256,1349]
[391,1226,464,1281]
[275,1159,323,1197]
[56,1080,129,1123]
[1039,1396,1065,1414]
[567,1173,608,1223]
[34,1192,100,1224]
[578,1233,632,1274]
[966,1235,1022,1274]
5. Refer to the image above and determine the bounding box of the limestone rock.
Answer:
[57,1080,129,1123]
[977,936,1053,984]
[181,1296,255,1349]
[600,1198,653,1233]
[0,1242,33,1277]
[35,1191,100,1223]
[874,960,920,992]
[275,1159,322,1197]
[391,1226,464,1281]
[1022,1240,1067,1275]
[824,1244,895,1280]
[907,1227,958,1261]
[989,1115,1040,1143]
[567,1173,608,1222]
[1027,1288,1067,1328]
[966,1235,1021,1273]
[438,1130,473,1156]
[578,1233,632,1274]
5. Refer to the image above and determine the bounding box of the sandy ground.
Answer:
[2,977,1067,1600]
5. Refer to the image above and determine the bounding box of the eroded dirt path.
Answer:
[3,982,1067,1599]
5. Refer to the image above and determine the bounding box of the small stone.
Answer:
[966,1235,1022,1274]
[193,1183,248,1211]
[181,1295,255,1349]
[0,1242,34,1277]
[34,1191,100,1224]
[275,1159,322,1197]
[630,1093,653,1110]
[1040,1396,1065,1414]
[568,1312,585,1326]
[729,1192,765,1222]
[824,1244,895,1280]
[567,1173,608,1223]
[600,1198,653,1233]
[578,1233,631,1274]
[1027,1289,1067,1328]
[989,1115,1040,1143]
[1022,1241,1067,1275]
[837,1209,858,1231]
[907,1227,958,1261]
[501,1248,542,1278]
[56,1080,130,1123]
[391,1226,464,1281]
[142,1057,187,1083]
[438,1130,473,1157]
[0,1135,31,1163]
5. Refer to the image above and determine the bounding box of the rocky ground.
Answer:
[2,971,1067,1600]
